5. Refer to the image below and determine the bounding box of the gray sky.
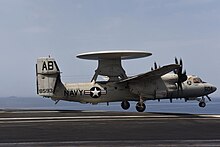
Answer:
[0,0,220,97]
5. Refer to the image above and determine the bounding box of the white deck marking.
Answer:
[0,114,220,124]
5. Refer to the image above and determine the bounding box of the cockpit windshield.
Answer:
[193,77,203,83]
[188,76,205,84]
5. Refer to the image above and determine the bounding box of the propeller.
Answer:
[174,58,187,91]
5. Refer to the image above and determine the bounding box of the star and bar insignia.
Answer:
[84,87,107,98]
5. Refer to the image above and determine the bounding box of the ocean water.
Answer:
[0,96,219,114]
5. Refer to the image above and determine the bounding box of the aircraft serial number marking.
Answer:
[39,88,53,93]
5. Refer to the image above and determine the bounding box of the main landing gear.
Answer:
[135,97,146,112]
[121,99,146,112]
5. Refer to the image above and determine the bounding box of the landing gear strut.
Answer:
[135,97,146,112]
[198,96,206,108]
[121,100,130,110]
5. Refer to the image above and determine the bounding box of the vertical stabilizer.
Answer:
[36,57,61,97]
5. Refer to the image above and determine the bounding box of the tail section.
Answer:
[36,57,61,97]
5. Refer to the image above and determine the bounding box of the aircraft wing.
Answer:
[118,64,180,83]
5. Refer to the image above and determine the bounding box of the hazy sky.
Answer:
[0,0,220,97]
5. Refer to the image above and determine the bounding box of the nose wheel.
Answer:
[199,102,206,108]
[198,96,207,108]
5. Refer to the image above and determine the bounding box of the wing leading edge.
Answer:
[118,64,180,83]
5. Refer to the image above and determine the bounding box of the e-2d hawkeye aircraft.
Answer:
[36,50,217,112]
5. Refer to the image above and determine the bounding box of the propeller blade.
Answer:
[173,69,177,74]
[183,70,186,75]
[174,57,179,74]
[181,74,188,83]
[175,57,178,65]
[179,66,182,75]
[179,82,183,91]
[177,81,183,91]
[180,58,183,66]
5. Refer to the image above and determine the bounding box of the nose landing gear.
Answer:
[198,96,211,108]
[199,102,206,108]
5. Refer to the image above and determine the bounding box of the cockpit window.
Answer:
[193,77,203,83]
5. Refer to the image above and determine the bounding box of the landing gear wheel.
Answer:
[199,102,206,108]
[136,102,146,112]
[121,100,130,110]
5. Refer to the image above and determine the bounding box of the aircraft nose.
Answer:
[204,84,217,94]
[212,85,217,93]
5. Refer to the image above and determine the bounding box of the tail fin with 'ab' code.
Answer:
[36,57,61,97]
